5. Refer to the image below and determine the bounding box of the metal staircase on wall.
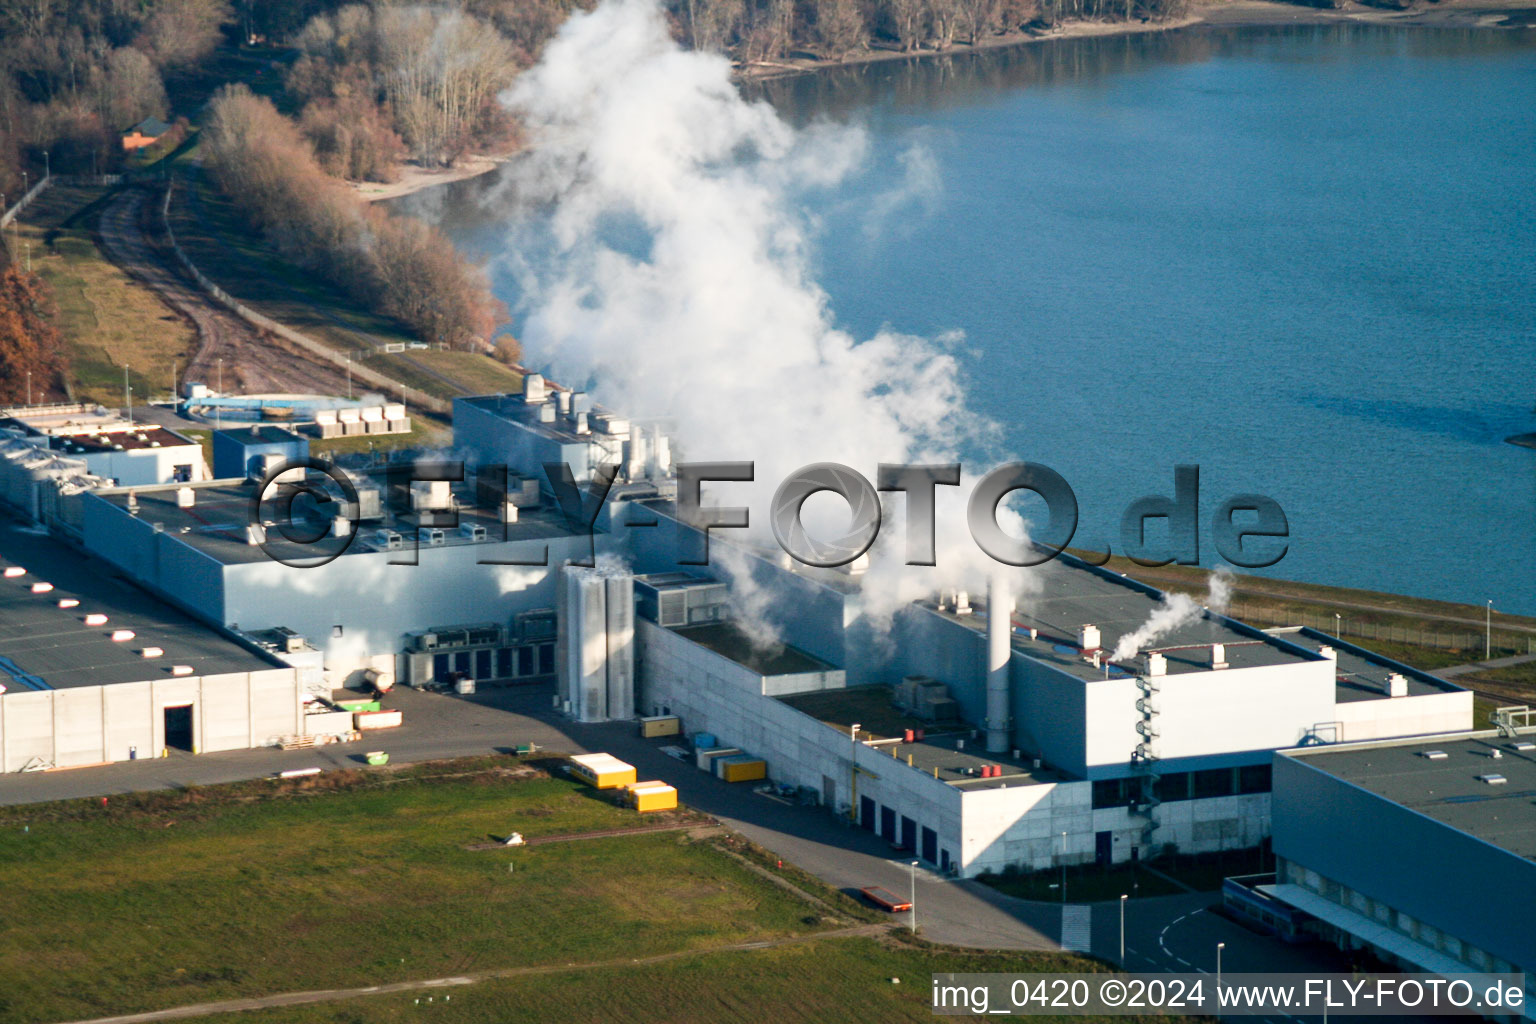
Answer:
[1129,676,1162,851]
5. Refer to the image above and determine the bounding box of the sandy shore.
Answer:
[370,0,1534,202]
[351,152,515,204]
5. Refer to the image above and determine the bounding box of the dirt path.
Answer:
[53,924,888,1024]
[96,186,354,397]
[1434,652,1536,680]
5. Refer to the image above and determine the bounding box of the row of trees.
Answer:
[202,85,504,352]
[665,0,1190,62]
[0,0,230,188]
[288,4,520,172]
[0,265,65,405]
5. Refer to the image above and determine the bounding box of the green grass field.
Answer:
[162,937,1181,1024]
[0,760,847,1024]
[371,349,525,398]
[13,183,195,406]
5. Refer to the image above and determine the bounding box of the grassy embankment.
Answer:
[10,182,195,407]
[166,158,523,405]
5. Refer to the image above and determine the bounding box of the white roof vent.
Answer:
[1478,773,1508,785]
[1078,624,1101,651]
[1511,742,1536,752]
[1386,672,1408,698]
[1420,750,1448,760]
[1144,651,1167,677]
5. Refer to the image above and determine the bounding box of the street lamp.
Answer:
[1119,893,1128,961]
[25,370,31,406]
[1216,941,1225,990]
[1333,612,1341,637]
[909,860,919,934]
[1486,600,1493,660]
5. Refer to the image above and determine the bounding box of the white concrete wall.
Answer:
[1084,660,1337,772]
[0,667,300,770]
[1332,689,1473,743]
[84,444,203,487]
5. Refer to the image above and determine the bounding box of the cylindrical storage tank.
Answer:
[986,573,1011,753]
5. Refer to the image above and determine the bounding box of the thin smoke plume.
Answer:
[1110,566,1237,662]
[496,0,1031,631]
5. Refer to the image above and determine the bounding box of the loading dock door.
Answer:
[163,705,194,752]
[859,796,876,831]
[900,815,917,851]
[920,826,937,865]
[880,805,896,842]
[1096,830,1113,867]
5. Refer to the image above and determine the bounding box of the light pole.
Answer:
[123,365,133,427]
[1480,595,1492,660]
[1333,612,1341,638]
[909,860,918,934]
[216,358,223,429]
[25,370,31,406]
[1216,941,1224,990]
[1059,832,1068,903]
[42,151,49,180]
[346,354,352,400]
[1119,893,1127,961]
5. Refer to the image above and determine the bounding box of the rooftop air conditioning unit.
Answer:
[423,527,446,547]
[374,529,402,551]
[460,523,487,542]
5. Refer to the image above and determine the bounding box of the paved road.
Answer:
[1434,651,1536,680]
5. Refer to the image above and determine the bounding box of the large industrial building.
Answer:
[0,520,307,771]
[0,372,1479,880]
[1265,730,1535,1012]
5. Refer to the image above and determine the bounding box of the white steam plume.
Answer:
[1110,566,1238,662]
[497,0,1029,630]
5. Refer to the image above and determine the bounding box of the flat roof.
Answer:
[672,621,832,676]
[90,475,591,566]
[925,556,1318,682]
[0,517,283,690]
[214,426,306,446]
[779,685,1066,790]
[1273,627,1464,702]
[459,393,627,445]
[1286,733,1536,860]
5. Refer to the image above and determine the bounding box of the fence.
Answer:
[160,182,451,416]
[1228,599,1536,655]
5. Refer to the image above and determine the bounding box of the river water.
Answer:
[438,24,1536,613]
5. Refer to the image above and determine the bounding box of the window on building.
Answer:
[518,646,535,677]
[1238,763,1272,794]
[1154,772,1190,802]
[538,643,554,675]
[172,464,192,482]
[1093,778,1131,809]
[1193,768,1235,799]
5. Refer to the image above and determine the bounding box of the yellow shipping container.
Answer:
[639,715,681,738]
[626,781,677,813]
[720,758,767,783]
[568,753,637,789]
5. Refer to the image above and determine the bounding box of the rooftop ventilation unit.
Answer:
[1420,750,1449,760]
[1078,624,1101,651]
[538,403,556,424]
[523,373,546,403]
[460,523,487,542]
[1386,672,1408,697]
[556,390,572,416]
[1144,652,1167,677]
[1478,773,1508,785]
[3,566,25,578]
[1209,643,1228,670]
[374,529,402,551]
[423,527,446,547]
[246,523,265,546]
[141,646,164,658]
[84,613,108,626]
[500,501,519,524]
[1317,645,1337,662]
[331,516,352,538]
[176,486,194,508]
[171,664,194,676]
[954,591,973,615]
[1511,742,1536,752]
[573,412,589,435]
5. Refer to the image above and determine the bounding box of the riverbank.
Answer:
[351,151,515,204]
[736,0,1536,78]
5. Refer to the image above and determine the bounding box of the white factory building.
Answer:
[2,374,1476,875]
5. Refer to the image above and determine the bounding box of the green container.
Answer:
[365,751,389,766]
[337,699,382,713]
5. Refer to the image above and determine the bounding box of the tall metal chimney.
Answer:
[986,573,1011,754]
